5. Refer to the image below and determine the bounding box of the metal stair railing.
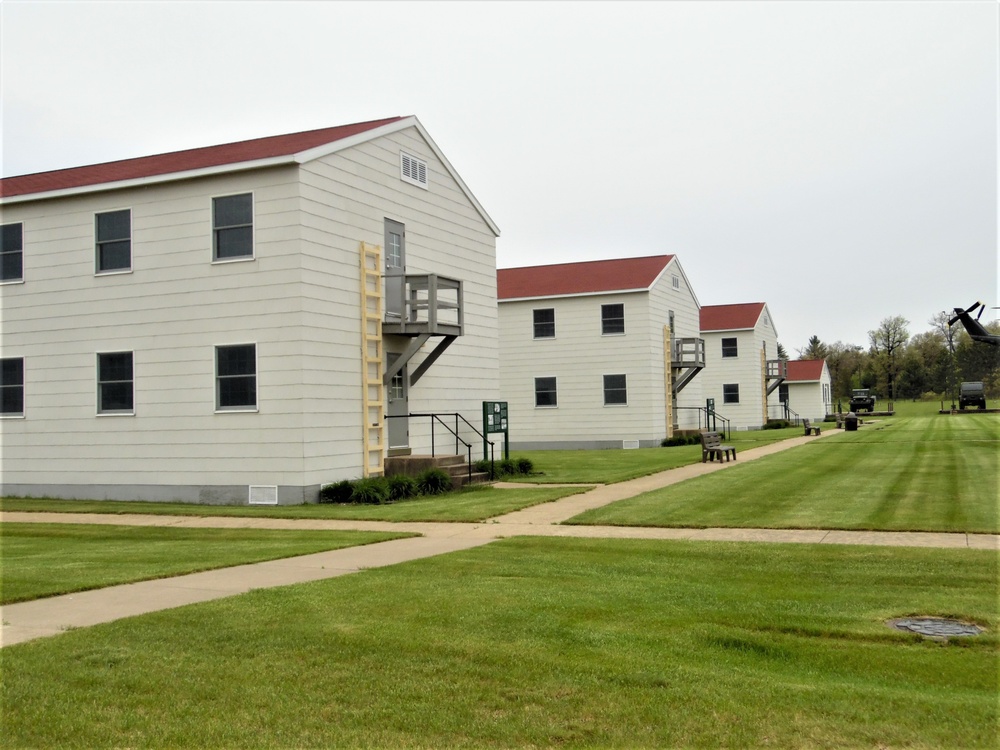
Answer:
[385,412,496,482]
[673,406,732,440]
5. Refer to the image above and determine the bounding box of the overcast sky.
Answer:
[3,1,997,353]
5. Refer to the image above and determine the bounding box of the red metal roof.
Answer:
[0,117,406,198]
[497,255,675,300]
[785,359,827,382]
[700,302,766,332]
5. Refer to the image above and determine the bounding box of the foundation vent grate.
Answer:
[248,485,278,505]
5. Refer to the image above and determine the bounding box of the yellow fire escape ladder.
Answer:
[663,325,674,439]
[360,242,385,477]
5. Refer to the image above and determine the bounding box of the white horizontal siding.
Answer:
[1,167,308,490]
[297,126,498,478]
[700,316,779,429]
[500,292,662,444]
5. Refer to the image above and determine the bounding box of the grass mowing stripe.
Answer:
[1,485,587,523]
[1,538,994,748]
[570,418,998,532]
[0,523,410,604]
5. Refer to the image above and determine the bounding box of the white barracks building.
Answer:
[0,117,501,504]
[497,255,705,449]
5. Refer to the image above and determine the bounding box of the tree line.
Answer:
[789,313,1000,403]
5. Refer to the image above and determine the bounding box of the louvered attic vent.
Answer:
[400,152,428,188]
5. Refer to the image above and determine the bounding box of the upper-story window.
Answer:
[722,337,738,358]
[672,274,680,290]
[95,210,131,274]
[601,303,625,335]
[533,308,555,339]
[1,223,23,282]
[97,351,134,414]
[213,193,254,261]
[1,357,24,416]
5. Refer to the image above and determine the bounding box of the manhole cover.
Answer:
[888,617,983,639]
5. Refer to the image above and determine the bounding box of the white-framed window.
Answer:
[723,383,740,404]
[603,374,628,406]
[97,351,134,414]
[388,367,405,402]
[1,357,24,416]
[533,308,555,339]
[672,274,680,290]
[95,209,131,274]
[601,303,625,335]
[722,337,738,358]
[1,223,23,283]
[216,343,257,410]
[213,193,254,261]
[400,152,428,188]
[386,228,403,269]
[534,376,557,407]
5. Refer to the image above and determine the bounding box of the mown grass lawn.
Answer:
[516,426,807,484]
[570,414,1000,533]
[2,537,994,748]
[0,524,408,604]
[1,485,586,523]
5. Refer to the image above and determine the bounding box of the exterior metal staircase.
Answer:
[382,273,464,387]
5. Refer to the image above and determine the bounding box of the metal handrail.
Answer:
[386,412,496,482]
[768,402,801,425]
[673,406,731,440]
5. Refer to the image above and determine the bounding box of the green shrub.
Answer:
[515,457,534,475]
[319,480,354,504]
[661,435,699,447]
[763,420,790,430]
[474,459,497,480]
[416,468,452,495]
[498,458,517,476]
[350,477,390,505]
[386,474,418,502]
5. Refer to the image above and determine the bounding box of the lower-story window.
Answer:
[1,357,24,415]
[534,376,557,407]
[217,344,257,410]
[723,383,740,404]
[97,351,134,414]
[603,374,627,405]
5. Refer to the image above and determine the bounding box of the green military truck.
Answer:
[849,388,876,413]
[959,382,986,410]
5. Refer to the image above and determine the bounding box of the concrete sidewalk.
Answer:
[3,431,997,648]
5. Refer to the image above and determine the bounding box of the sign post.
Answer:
[482,401,509,461]
[706,397,716,432]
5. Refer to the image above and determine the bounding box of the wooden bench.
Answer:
[803,419,821,436]
[700,431,736,463]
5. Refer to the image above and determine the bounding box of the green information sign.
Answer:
[482,401,509,460]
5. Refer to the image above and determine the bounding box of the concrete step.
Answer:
[384,454,463,476]
[384,454,491,490]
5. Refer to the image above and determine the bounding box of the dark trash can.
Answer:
[845,412,859,431]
